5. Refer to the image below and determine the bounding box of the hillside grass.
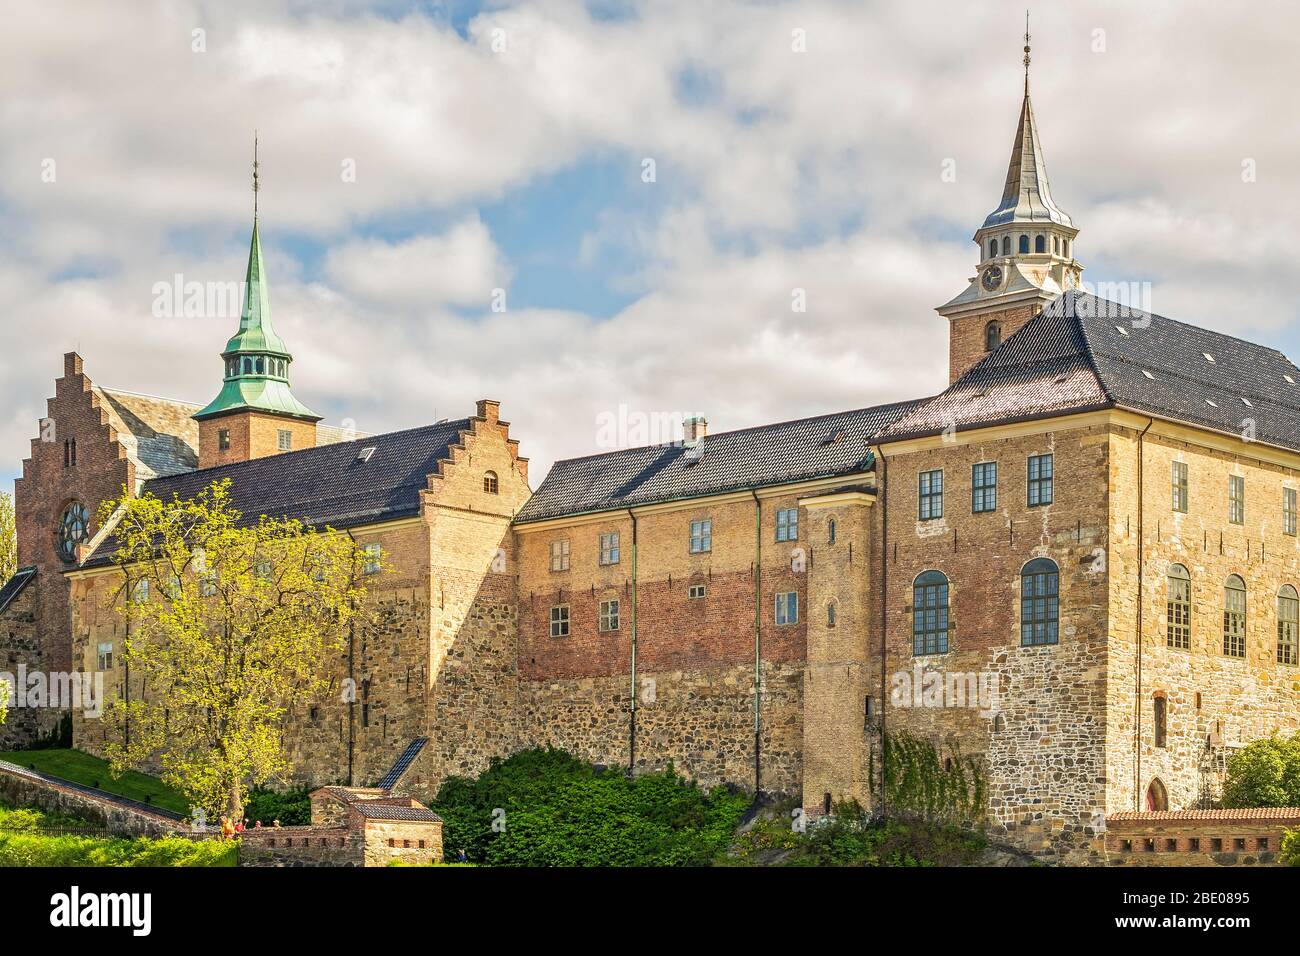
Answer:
[0,748,190,814]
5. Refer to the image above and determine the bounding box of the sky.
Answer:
[3,0,1300,492]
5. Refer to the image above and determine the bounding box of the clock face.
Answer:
[981,265,1003,292]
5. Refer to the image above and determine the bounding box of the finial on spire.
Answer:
[252,132,260,218]
[1023,11,1031,93]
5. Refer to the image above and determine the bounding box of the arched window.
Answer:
[1035,235,1046,253]
[1167,564,1190,649]
[1018,234,1029,254]
[1223,574,1246,658]
[1145,778,1168,811]
[985,321,1001,351]
[827,518,837,545]
[1020,558,1059,646]
[1002,236,1011,255]
[1064,239,1071,257]
[242,357,253,375]
[827,602,837,629]
[912,570,949,656]
[483,471,499,495]
[1278,585,1298,665]
[1053,236,1060,254]
[988,239,997,259]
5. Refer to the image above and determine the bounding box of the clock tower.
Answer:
[939,24,1083,383]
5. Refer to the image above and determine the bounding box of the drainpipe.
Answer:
[876,447,888,821]
[1134,419,1153,809]
[346,529,358,787]
[751,490,763,798]
[627,509,638,775]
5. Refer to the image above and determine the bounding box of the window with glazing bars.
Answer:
[1027,454,1053,507]
[1223,575,1246,658]
[918,470,943,520]
[775,508,798,542]
[1171,461,1188,513]
[1228,475,1244,525]
[972,462,997,513]
[1020,558,1059,646]
[912,571,949,655]
[1278,585,1298,666]
[1167,564,1190,650]
[1286,488,1297,536]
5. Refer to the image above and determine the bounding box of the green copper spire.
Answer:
[193,142,321,424]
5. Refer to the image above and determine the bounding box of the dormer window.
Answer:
[985,321,1002,351]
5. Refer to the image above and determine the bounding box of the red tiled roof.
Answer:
[1108,807,1300,822]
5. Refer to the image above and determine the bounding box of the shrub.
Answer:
[244,787,311,826]
[430,748,749,867]
[871,731,987,827]
[0,831,237,867]
[1221,733,1300,808]
[1281,828,1300,866]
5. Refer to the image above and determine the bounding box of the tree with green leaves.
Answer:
[0,490,16,585]
[100,479,382,822]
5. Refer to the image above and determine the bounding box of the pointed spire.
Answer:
[192,143,321,425]
[980,18,1073,230]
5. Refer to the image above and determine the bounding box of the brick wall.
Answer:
[947,302,1038,384]
[1104,809,1300,866]
[196,410,318,469]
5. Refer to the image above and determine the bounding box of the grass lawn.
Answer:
[0,749,190,816]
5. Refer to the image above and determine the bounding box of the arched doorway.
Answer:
[1145,778,1168,811]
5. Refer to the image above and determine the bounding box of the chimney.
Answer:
[683,415,708,445]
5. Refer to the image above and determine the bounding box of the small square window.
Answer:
[550,539,570,572]
[689,518,712,554]
[688,584,706,600]
[549,604,570,638]
[599,599,620,632]
[775,508,799,542]
[218,428,231,451]
[277,429,293,452]
[775,591,798,626]
[599,532,620,566]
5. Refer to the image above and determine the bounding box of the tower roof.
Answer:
[222,218,290,357]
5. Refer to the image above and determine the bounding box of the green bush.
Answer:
[430,748,749,867]
[871,731,987,827]
[244,787,311,826]
[0,831,237,867]
[1281,828,1300,866]
[1221,733,1300,808]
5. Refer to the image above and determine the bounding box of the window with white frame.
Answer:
[599,531,620,566]
[688,584,706,600]
[775,508,798,542]
[278,429,293,452]
[96,641,113,671]
[775,591,798,626]
[550,538,570,572]
[689,518,712,554]
[599,599,620,632]
[549,604,570,638]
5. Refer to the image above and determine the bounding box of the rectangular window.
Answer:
[775,591,798,626]
[599,531,620,566]
[1154,696,1167,749]
[363,543,382,575]
[1228,474,1244,524]
[599,599,620,632]
[688,584,706,600]
[549,604,570,638]
[775,508,798,542]
[218,428,231,451]
[689,518,712,554]
[1020,562,1060,646]
[1286,487,1297,536]
[972,462,998,513]
[132,579,149,603]
[918,469,943,520]
[278,429,293,452]
[1027,454,1053,507]
[96,642,113,671]
[1171,461,1188,513]
[549,538,570,572]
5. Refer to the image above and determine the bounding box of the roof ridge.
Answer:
[544,397,931,468]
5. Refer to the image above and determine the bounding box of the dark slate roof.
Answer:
[0,567,37,614]
[878,291,1300,451]
[82,419,470,568]
[353,803,442,823]
[515,399,926,524]
[378,737,429,790]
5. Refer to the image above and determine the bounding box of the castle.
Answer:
[4,47,1300,864]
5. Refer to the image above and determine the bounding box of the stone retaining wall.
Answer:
[0,760,183,837]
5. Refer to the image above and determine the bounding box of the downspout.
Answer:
[627,509,638,775]
[346,529,358,787]
[1133,419,1153,809]
[750,490,763,798]
[876,447,888,821]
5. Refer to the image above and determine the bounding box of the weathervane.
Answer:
[252,130,260,218]
[1023,11,1031,92]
